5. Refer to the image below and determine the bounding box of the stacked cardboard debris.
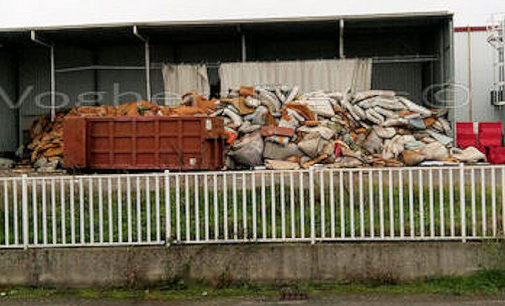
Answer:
[27,97,218,170]
[28,113,66,171]
[218,86,457,170]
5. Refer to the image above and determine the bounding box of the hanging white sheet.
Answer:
[161,64,210,105]
[219,59,372,95]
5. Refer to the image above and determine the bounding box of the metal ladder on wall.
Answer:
[488,13,505,107]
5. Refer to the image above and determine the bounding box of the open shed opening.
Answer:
[0,13,453,153]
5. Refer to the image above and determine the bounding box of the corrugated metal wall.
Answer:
[18,46,95,138]
[96,45,147,104]
[0,50,18,152]
[371,62,423,103]
[18,47,50,138]
[3,18,452,151]
[454,30,505,124]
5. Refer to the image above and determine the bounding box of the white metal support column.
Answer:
[339,19,345,59]
[133,26,151,101]
[30,31,56,121]
[238,25,246,62]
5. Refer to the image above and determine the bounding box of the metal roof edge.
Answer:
[0,11,453,32]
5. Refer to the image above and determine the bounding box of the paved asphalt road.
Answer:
[2,295,505,305]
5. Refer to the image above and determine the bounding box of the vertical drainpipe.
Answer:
[238,25,246,62]
[30,30,56,122]
[133,26,151,101]
[339,19,345,59]
[467,25,473,122]
[241,32,247,62]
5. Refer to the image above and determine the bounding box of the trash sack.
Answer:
[285,86,299,103]
[341,145,364,160]
[238,121,262,133]
[228,132,264,166]
[404,140,425,151]
[421,137,437,144]
[382,118,409,127]
[263,142,305,160]
[373,126,396,139]
[275,87,286,103]
[258,88,281,113]
[437,118,452,136]
[420,141,449,161]
[297,125,335,140]
[408,118,426,130]
[220,97,254,115]
[427,130,453,146]
[284,103,316,121]
[345,103,362,121]
[245,96,261,108]
[328,92,343,106]
[382,135,415,159]
[265,135,290,146]
[431,120,444,133]
[301,98,335,117]
[298,133,330,158]
[363,130,383,154]
[352,105,367,120]
[278,117,300,129]
[373,106,398,119]
[286,108,306,123]
[302,153,329,168]
[365,108,385,125]
[0,157,15,169]
[402,150,426,166]
[397,97,432,117]
[357,100,373,109]
[265,160,300,170]
[279,110,303,129]
[341,156,363,168]
[222,108,243,127]
[371,97,406,111]
[245,106,269,126]
[451,147,487,163]
[352,90,395,103]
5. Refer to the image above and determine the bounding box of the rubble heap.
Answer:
[218,86,460,170]
[26,94,217,170]
[25,85,485,171]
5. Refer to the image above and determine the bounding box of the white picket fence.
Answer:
[1,164,504,249]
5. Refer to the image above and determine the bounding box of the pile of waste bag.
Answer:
[217,85,485,170]
[24,85,488,171]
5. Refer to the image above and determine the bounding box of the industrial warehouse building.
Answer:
[0,1,502,155]
[0,12,454,153]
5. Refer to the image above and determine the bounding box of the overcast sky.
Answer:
[0,0,504,29]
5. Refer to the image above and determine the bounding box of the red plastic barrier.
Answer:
[488,147,505,164]
[456,122,477,149]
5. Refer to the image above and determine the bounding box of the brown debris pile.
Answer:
[28,113,66,167]
[27,96,218,170]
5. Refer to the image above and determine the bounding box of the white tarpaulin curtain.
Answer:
[219,59,372,95]
[162,64,210,103]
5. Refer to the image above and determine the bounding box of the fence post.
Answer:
[21,175,29,249]
[164,170,170,247]
[459,163,466,242]
[309,167,315,244]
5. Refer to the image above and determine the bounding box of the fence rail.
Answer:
[1,164,504,248]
